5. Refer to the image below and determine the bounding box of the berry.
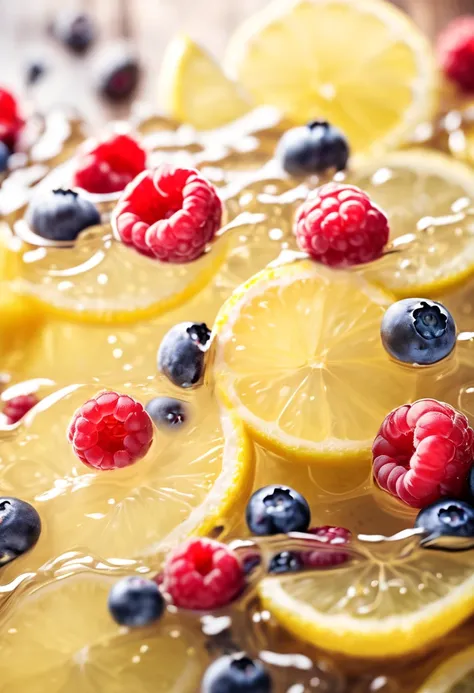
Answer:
[373,399,474,508]
[157,322,211,388]
[26,60,46,86]
[145,397,188,429]
[246,485,311,536]
[0,141,10,173]
[303,526,351,568]
[108,576,165,627]
[415,498,474,548]
[162,537,244,610]
[73,133,146,195]
[437,17,474,92]
[201,653,272,693]
[0,497,41,565]
[3,393,38,424]
[269,551,303,574]
[295,183,389,267]
[381,299,456,366]
[469,464,474,502]
[95,43,141,101]
[0,88,23,150]
[27,189,100,242]
[52,11,95,54]
[276,120,349,176]
[67,391,154,470]
[112,165,222,262]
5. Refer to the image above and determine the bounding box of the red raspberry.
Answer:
[373,399,474,508]
[162,537,244,610]
[112,165,222,262]
[303,526,351,569]
[294,183,389,267]
[0,88,24,149]
[72,133,146,194]
[437,17,474,92]
[3,394,38,424]
[67,391,153,470]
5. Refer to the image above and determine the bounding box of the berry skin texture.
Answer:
[437,17,474,92]
[3,393,38,425]
[27,189,100,242]
[201,653,272,693]
[381,298,456,366]
[373,399,474,508]
[415,498,474,549]
[246,485,311,536]
[145,396,188,429]
[162,537,244,611]
[0,141,10,172]
[52,11,95,54]
[158,322,211,388]
[294,183,389,267]
[277,120,349,176]
[0,497,41,565]
[95,43,141,101]
[73,133,146,195]
[67,391,154,471]
[303,525,351,569]
[0,88,23,150]
[112,165,222,262]
[108,576,165,627]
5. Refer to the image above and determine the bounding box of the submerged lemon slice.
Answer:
[350,149,474,297]
[416,646,474,693]
[213,261,417,462]
[225,0,437,156]
[159,35,251,130]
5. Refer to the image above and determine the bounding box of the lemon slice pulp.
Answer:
[416,646,474,693]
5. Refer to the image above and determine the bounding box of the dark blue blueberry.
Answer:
[276,120,349,176]
[108,576,165,627]
[381,298,456,365]
[96,44,141,101]
[158,322,211,388]
[246,485,311,536]
[0,497,41,566]
[468,465,474,502]
[0,141,10,173]
[26,60,47,86]
[27,189,100,242]
[415,498,474,551]
[53,11,96,54]
[201,653,272,693]
[145,396,188,429]
[268,551,303,574]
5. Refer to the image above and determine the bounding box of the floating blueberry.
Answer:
[201,653,272,693]
[246,485,311,536]
[26,60,46,86]
[415,498,474,551]
[269,550,303,574]
[276,120,349,176]
[95,43,141,101]
[108,576,165,627]
[158,322,211,388]
[27,189,101,242]
[381,298,456,365]
[469,465,474,502]
[0,497,41,566]
[145,397,188,429]
[0,141,10,173]
[52,11,96,54]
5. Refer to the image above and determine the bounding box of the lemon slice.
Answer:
[0,573,208,692]
[225,0,438,157]
[259,545,474,658]
[417,646,474,693]
[213,261,417,462]
[349,149,474,297]
[159,35,251,130]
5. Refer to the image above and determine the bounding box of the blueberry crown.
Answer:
[412,301,447,340]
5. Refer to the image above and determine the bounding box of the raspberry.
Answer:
[112,165,222,262]
[294,183,389,267]
[437,17,474,92]
[72,133,146,195]
[3,394,38,425]
[373,399,474,508]
[162,537,244,610]
[67,391,153,470]
[0,88,24,150]
[303,526,351,568]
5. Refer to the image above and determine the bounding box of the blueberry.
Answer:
[95,43,141,102]
[415,498,474,551]
[108,576,165,627]
[27,189,101,242]
[0,141,10,173]
[201,653,272,693]
[268,551,303,574]
[246,485,311,536]
[158,322,211,388]
[469,465,474,502]
[26,60,47,86]
[381,298,456,365]
[52,11,96,54]
[145,397,188,429]
[276,120,349,176]
[0,497,41,565]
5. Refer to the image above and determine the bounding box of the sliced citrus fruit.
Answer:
[0,572,208,692]
[212,260,417,462]
[159,35,251,130]
[225,0,437,157]
[416,646,474,693]
[349,149,474,297]
[259,541,474,658]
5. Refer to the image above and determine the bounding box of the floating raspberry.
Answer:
[294,183,389,267]
[67,391,153,470]
[162,537,244,610]
[437,16,474,92]
[303,526,351,568]
[3,394,38,425]
[73,133,146,195]
[0,88,24,150]
[373,399,474,508]
[112,165,222,262]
